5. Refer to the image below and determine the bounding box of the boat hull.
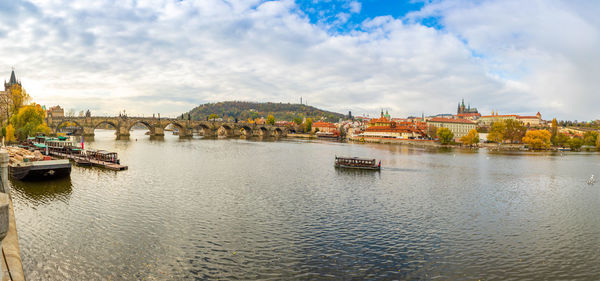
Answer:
[334,164,380,171]
[9,160,72,181]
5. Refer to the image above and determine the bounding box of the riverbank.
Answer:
[287,133,317,139]
[0,151,24,281]
[347,136,600,152]
[1,198,24,281]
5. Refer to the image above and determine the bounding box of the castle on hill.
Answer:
[457,99,478,114]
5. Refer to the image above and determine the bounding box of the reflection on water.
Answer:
[334,167,381,179]
[9,130,600,280]
[11,177,73,203]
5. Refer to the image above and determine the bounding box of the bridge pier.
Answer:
[117,126,130,140]
[202,128,216,138]
[178,130,193,138]
[83,127,95,137]
[153,126,164,137]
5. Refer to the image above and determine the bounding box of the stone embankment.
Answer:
[348,136,440,147]
[287,133,317,139]
[0,151,25,281]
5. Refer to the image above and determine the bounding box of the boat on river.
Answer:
[334,156,381,170]
[6,146,71,180]
[9,159,71,180]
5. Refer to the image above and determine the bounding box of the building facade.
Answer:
[517,112,542,126]
[312,121,337,134]
[479,111,543,127]
[478,113,518,126]
[360,111,427,139]
[427,117,476,139]
[47,105,65,118]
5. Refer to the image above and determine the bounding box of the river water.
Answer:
[9,129,600,280]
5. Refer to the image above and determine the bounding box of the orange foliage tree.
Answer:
[522,130,551,150]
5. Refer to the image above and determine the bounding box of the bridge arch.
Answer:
[93,120,120,135]
[55,119,84,135]
[217,124,234,137]
[258,126,269,137]
[192,123,215,137]
[239,125,253,137]
[163,121,190,137]
[273,128,284,137]
[127,120,154,135]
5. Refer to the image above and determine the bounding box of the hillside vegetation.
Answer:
[185,101,345,122]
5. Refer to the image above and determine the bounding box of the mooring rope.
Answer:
[2,247,13,281]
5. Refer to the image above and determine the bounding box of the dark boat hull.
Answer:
[334,164,380,170]
[9,162,72,181]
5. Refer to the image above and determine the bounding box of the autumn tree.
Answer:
[266,114,275,125]
[554,133,570,147]
[503,119,526,143]
[597,134,600,149]
[460,129,480,146]
[293,117,302,125]
[305,118,313,133]
[8,84,31,117]
[522,130,551,150]
[488,121,506,143]
[10,104,51,140]
[437,127,454,145]
[4,124,15,142]
[568,137,584,151]
[582,131,598,146]
[550,118,558,144]
[208,114,220,121]
[427,126,437,139]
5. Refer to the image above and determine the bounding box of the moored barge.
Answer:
[9,159,71,180]
[5,146,71,180]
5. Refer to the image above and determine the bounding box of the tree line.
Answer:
[1,83,51,142]
[185,101,344,123]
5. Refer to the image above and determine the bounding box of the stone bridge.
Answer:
[46,116,289,139]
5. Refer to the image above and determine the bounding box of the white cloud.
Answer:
[408,0,600,120]
[349,1,361,13]
[0,0,598,120]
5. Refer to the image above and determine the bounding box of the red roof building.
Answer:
[312,121,338,134]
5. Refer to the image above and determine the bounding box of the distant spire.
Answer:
[9,68,17,85]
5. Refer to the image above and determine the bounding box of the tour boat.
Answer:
[334,156,381,170]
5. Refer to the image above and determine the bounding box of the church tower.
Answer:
[4,69,21,91]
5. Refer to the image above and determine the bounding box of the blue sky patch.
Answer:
[295,0,426,32]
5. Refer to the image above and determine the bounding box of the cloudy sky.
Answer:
[1,0,599,120]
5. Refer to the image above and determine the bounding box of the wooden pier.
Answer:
[49,152,128,171]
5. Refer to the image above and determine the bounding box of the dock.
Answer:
[49,152,128,171]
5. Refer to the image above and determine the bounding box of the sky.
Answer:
[1,0,599,120]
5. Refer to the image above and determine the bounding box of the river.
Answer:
[10,129,600,280]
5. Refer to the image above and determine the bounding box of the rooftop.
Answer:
[428,117,475,124]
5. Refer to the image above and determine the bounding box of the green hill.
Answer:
[184,101,345,123]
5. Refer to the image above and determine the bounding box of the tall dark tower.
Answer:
[4,68,21,91]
